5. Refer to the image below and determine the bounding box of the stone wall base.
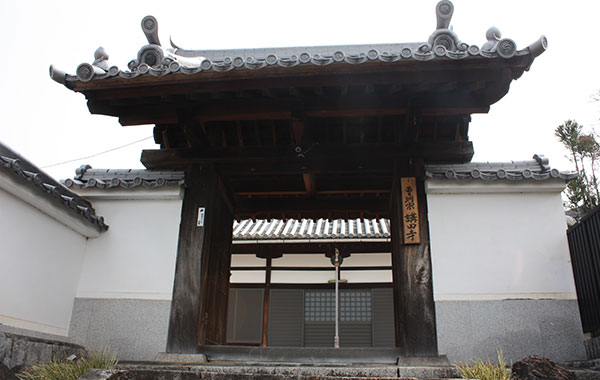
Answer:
[585,336,600,360]
[435,299,586,363]
[0,329,85,370]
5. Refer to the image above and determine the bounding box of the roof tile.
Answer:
[0,143,108,231]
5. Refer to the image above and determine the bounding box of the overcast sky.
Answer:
[0,0,598,181]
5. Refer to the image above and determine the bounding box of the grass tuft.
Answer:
[456,348,510,380]
[17,347,118,380]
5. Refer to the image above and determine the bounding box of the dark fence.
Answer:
[567,206,600,334]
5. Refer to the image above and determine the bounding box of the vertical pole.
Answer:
[334,248,340,348]
[262,257,272,346]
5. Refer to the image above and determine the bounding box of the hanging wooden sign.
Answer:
[401,177,421,244]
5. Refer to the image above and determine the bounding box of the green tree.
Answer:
[555,120,600,216]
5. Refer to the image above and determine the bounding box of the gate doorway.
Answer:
[225,232,395,348]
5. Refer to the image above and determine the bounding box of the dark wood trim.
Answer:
[141,141,474,171]
[115,100,488,126]
[225,342,262,347]
[234,198,390,216]
[230,283,394,289]
[231,266,392,271]
[231,242,391,255]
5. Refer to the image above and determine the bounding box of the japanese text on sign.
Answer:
[401,177,420,244]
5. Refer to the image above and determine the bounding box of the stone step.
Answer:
[562,358,600,370]
[79,369,464,380]
[105,362,461,379]
[82,368,466,380]
[165,346,453,366]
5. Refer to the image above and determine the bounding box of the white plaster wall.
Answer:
[426,179,577,301]
[0,187,86,336]
[75,188,183,300]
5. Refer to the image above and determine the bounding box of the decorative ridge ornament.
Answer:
[125,16,206,74]
[436,0,454,30]
[421,0,468,54]
[49,2,548,85]
[142,15,161,46]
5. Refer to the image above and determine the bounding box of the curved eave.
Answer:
[63,52,535,94]
[52,53,537,127]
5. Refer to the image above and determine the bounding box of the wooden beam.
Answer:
[161,130,171,149]
[291,120,304,146]
[235,121,244,147]
[232,242,391,255]
[178,110,209,149]
[236,191,307,197]
[303,173,315,196]
[140,141,474,171]
[181,124,207,148]
[270,120,277,146]
[102,92,489,126]
[317,189,390,195]
[234,197,389,215]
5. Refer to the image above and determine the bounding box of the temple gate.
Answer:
[50,1,547,357]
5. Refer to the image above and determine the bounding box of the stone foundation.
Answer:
[585,336,600,360]
[70,298,171,360]
[435,299,586,363]
[0,329,85,370]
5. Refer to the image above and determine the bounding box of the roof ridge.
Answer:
[0,143,108,231]
[425,155,577,181]
[62,165,184,190]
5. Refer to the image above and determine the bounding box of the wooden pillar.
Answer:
[166,164,233,352]
[390,173,407,353]
[261,257,272,346]
[390,160,438,356]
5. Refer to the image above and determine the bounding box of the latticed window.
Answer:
[340,291,371,321]
[304,290,372,322]
[304,291,335,322]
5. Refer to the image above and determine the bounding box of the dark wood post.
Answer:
[390,160,438,356]
[262,257,272,346]
[166,164,233,352]
[391,173,407,353]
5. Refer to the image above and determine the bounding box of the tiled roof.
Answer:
[62,165,184,189]
[49,1,547,86]
[233,218,390,241]
[425,155,577,181]
[0,143,108,231]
